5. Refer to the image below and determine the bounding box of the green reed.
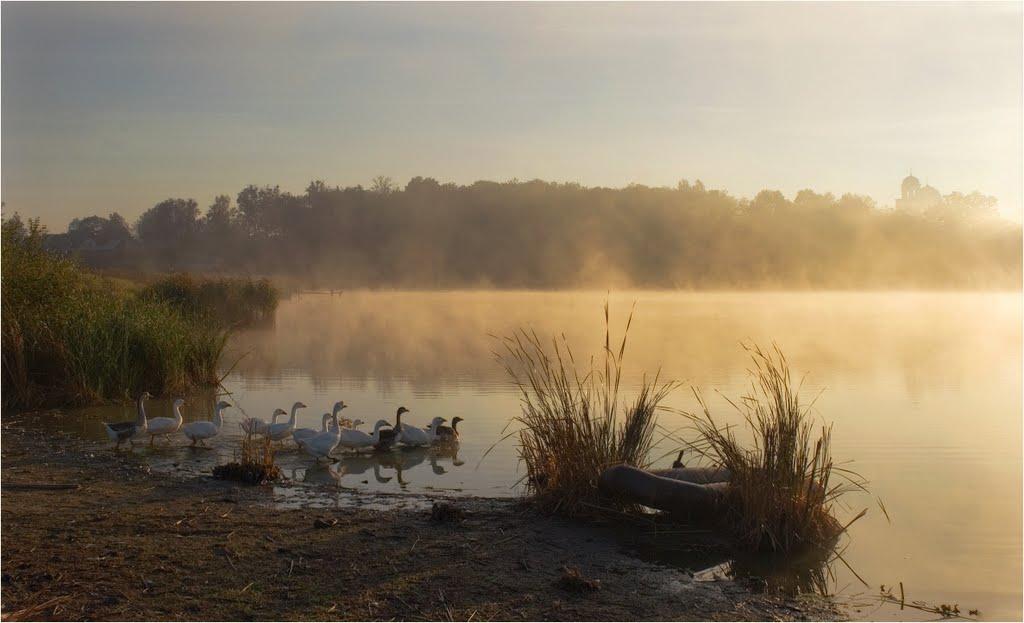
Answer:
[1,222,228,410]
[138,273,278,328]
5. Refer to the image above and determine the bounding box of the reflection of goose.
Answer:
[334,455,393,483]
[182,401,230,447]
[428,444,464,473]
[266,402,306,441]
[102,392,151,449]
[294,413,331,445]
[146,398,184,446]
[241,408,285,435]
[338,419,391,450]
[434,416,463,442]
[303,463,343,486]
[375,407,406,451]
[379,446,430,487]
[297,411,341,462]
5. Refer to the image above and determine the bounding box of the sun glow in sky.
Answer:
[2,2,1021,228]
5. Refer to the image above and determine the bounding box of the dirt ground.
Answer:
[1,423,839,621]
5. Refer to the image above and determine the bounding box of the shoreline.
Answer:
[1,423,839,621]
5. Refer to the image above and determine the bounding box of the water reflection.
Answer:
[34,290,1023,621]
[280,444,467,492]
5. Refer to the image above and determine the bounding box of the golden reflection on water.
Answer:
[54,291,1021,620]
[223,290,1020,621]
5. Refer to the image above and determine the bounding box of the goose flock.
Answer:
[102,394,464,464]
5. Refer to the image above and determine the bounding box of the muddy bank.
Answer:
[1,423,839,621]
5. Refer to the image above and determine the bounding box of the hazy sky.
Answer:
[3,2,1021,229]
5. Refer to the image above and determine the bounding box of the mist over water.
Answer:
[54,290,1020,619]
[225,290,1020,620]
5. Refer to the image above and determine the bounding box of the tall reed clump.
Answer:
[496,304,676,517]
[681,343,866,554]
[139,273,278,328]
[1,218,229,410]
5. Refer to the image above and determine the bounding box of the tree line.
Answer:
[16,176,1022,288]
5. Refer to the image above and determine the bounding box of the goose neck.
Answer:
[136,396,148,426]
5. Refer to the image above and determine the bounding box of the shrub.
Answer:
[1,220,228,410]
[138,273,278,328]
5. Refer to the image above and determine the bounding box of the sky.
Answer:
[2,2,1022,230]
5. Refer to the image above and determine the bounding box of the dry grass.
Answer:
[680,343,866,554]
[212,430,281,485]
[495,303,676,516]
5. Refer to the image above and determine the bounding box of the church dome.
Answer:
[918,184,941,202]
[901,174,921,200]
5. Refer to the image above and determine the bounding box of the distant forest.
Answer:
[16,176,1022,288]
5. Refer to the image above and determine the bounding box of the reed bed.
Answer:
[1,221,228,410]
[680,343,866,554]
[139,273,278,328]
[496,303,676,517]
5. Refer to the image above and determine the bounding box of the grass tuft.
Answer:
[496,302,676,517]
[213,429,281,485]
[680,343,867,554]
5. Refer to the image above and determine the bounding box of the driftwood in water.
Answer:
[649,466,732,484]
[599,464,728,518]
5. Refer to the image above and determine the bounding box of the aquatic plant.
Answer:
[213,429,281,485]
[1,218,228,410]
[138,273,278,328]
[680,343,866,554]
[496,303,675,516]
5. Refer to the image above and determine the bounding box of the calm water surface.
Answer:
[58,291,1021,620]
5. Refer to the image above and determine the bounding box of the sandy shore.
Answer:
[1,421,838,621]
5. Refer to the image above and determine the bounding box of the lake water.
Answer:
[54,291,1021,620]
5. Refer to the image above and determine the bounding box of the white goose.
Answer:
[265,401,306,441]
[294,413,331,445]
[146,398,185,446]
[338,419,392,451]
[182,400,231,447]
[400,414,446,447]
[420,416,448,444]
[297,411,342,462]
[102,392,151,449]
[328,401,355,428]
[241,408,286,435]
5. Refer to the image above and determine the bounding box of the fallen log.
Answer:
[649,466,732,484]
[598,464,727,519]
